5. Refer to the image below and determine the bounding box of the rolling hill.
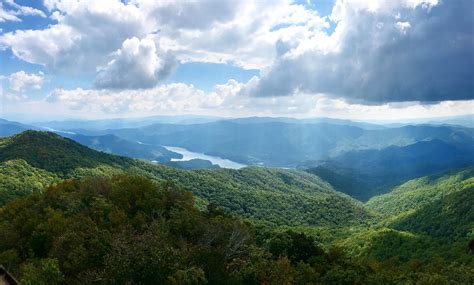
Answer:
[0,131,372,228]
[0,118,38,137]
[1,131,473,284]
[335,167,474,266]
[67,121,474,168]
[305,139,474,200]
[366,166,474,225]
[66,133,180,162]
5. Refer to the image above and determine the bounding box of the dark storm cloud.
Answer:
[250,0,474,103]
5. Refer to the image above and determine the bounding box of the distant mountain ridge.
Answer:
[66,133,180,163]
[0,130,372,227]
[306,139,474,200]
[0,118,40,137]
[71,121,474,167]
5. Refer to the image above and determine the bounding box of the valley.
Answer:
[0,117,473,284]
[162,145,246,169]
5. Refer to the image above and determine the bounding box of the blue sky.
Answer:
[0,0,472,121]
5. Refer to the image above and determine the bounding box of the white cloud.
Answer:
[1,0,472,119]
[1,0,150,71]
[40,79,474,120]
[0,0,328,72]
[5,0,46,17]
[94,36,175,89]
[0,2,20,22]
[249,0,474,102]
[0,0,46,22]
[151,0,328,69]
[8,71,44,92]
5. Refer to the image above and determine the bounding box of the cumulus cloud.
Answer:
[151,0,328,69]
[94,36,175,89]
[8,71,44,92]
[142,0,239,30]
[47,84,210,114]
[249,0,474,103]
[0,0,328,71]
[41,79,474,120]
[0,0,46,22]
[1,0,472,108]
[0,4,20,22]
[0,0,149,71]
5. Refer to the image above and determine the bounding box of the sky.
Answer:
[0,0,473,121]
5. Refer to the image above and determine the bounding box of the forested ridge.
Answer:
[0,131,372,227]
[0,131,473,284]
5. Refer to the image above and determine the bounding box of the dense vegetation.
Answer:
[2,175,473,284]
[0,131,371,228]
[1,131,473,284]
[366,167,474,221]
[352,168,474,271]
[67,133,180,163]
[163,158,219,169]
[305,166,371,201]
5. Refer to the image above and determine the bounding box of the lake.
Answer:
[163,146,246,169]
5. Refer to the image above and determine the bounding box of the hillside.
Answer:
[0,131,134,174]
[68,122,474,169]
[5,175,470,284]
[0,119,38,137]
[305,165,370,201]
[366,167,474,222]
[67,133,180,162]
[1,133,473,284]
[305,140,474,200]
[0,131,372,228]
[336,168,474,266]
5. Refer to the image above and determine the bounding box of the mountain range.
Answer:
[0,129,472,283]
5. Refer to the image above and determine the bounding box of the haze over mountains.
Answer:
[2,115,473,196]
[3,112,472,285]
[0,127,472,283]
[2,115,473,201]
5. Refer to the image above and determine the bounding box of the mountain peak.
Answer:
[0,130,130,174]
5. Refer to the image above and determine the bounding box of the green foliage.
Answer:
[0,131,133,174]
[392,185,474,239]
[366,167,474,220]
[306,165,371,201]
[0,131,373,228]
[20,258,64,285]
[1,131,474,284]
[0,175,251,284]
[0,159,59,205]
[366,167,474,242]
[3,175,471,284]
[265,230,326,264]
[0,175,383,284]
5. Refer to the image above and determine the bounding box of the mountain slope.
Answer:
[0,131,134,174]
[337,168,474,264]
[79,121,366,166]
[0,119,38,137]
[0,131,372,227]
[391,186,474,239]
[305,166,370,201]
[67,133,179,162]
[71,122,474,168]
[365,167,474,240]
[309,140,474,200]
[366,166,474,221]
